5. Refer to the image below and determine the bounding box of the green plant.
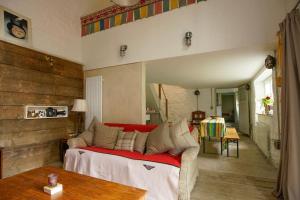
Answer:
[262,96,273,106]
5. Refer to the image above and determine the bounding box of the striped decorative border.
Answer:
[81,0,206,36]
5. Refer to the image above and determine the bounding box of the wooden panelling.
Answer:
[0,40,83,178]
[0,119,75,134]
[0,106,24,120]
[54,75,83,89]
[0,127,74,148]
[0,41,82,71]
[0,79,82,97]
[2,142,60,178]
[0,49,53,73]
[0,64,53,84]
[0,78,56,95]
[0,92,74,106]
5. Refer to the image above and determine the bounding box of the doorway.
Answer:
[216,89,239,128]
[221,94,235,123]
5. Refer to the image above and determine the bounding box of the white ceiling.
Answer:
[146,47,272,89]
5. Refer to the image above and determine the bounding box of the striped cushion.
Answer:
[115,131,137,152]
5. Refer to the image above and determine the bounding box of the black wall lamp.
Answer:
[185,31,192,47]
[265,55,276,69]
[120,45,127,57]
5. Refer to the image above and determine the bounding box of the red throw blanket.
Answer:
[80,146,182,168]
[104,122,195,133]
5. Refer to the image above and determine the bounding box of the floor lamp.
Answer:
[71,99,88,137]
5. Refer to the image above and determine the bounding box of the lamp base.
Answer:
[74,112,83,137]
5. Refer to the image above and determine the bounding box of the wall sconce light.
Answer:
[265,55,276,69]
[112,0,140,7]
[120,45,127,57]
[185,31,192,47]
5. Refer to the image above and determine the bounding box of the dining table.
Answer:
[200,117,226,154]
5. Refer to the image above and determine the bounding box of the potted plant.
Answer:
[262,96,273,115]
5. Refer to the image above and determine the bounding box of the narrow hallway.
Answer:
[191,135,277,200]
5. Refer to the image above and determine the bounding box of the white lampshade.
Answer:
[112,0,140,7]
[72,99,88,112]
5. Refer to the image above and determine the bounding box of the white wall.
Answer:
[82,0,286,70]
[1,0,288,66]
[0,0,99,63]
[250,67,280,167]
[1,0,290,66]
[150,84,215,122]
[238,85,250,135]
[85,62,146,124]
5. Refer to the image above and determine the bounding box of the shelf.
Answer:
[25,105,68,119]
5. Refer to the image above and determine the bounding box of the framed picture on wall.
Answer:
[0,6,32,46]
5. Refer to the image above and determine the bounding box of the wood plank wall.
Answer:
[0,40,83,177]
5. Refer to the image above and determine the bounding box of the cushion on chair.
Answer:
[146,122,174,155]
[115,131,137,152]
[169,119,199,155]
[93,124,123,149]
[134,131,149,154]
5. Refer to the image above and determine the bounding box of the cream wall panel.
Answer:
[85,63,146,124]
[150,84,215,123]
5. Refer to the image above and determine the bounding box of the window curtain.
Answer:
[274,9,300,200]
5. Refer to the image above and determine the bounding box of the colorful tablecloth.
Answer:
[200,117,226,138]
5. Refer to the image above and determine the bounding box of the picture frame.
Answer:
[0,6,32,47]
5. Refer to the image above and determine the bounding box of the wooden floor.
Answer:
[191,135,277,200]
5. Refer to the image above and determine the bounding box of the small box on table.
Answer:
[43,183,63,195]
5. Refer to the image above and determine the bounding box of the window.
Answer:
[263,76,273,99]
[254,69,274,115]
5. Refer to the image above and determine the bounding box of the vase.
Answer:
[264,105,270,115]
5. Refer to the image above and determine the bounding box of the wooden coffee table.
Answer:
[0,166,146,200]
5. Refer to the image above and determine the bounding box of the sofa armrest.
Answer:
[178,146,200,200]
[67,138,87,149]
[181,146,199,163]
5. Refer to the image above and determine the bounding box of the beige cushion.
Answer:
[93,124,122,149]
[134,131,149,154]
[115,131,137,152]
[88,117,98,133]
[67,138,87,149]
[78,130,93,146]
[146,122,174,155]
[169,119,199,155]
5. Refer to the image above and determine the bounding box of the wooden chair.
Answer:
[191,111,206,126]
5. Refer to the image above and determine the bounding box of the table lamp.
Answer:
[71,99,88,137]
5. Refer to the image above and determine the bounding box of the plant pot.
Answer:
[264,105,270,115]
